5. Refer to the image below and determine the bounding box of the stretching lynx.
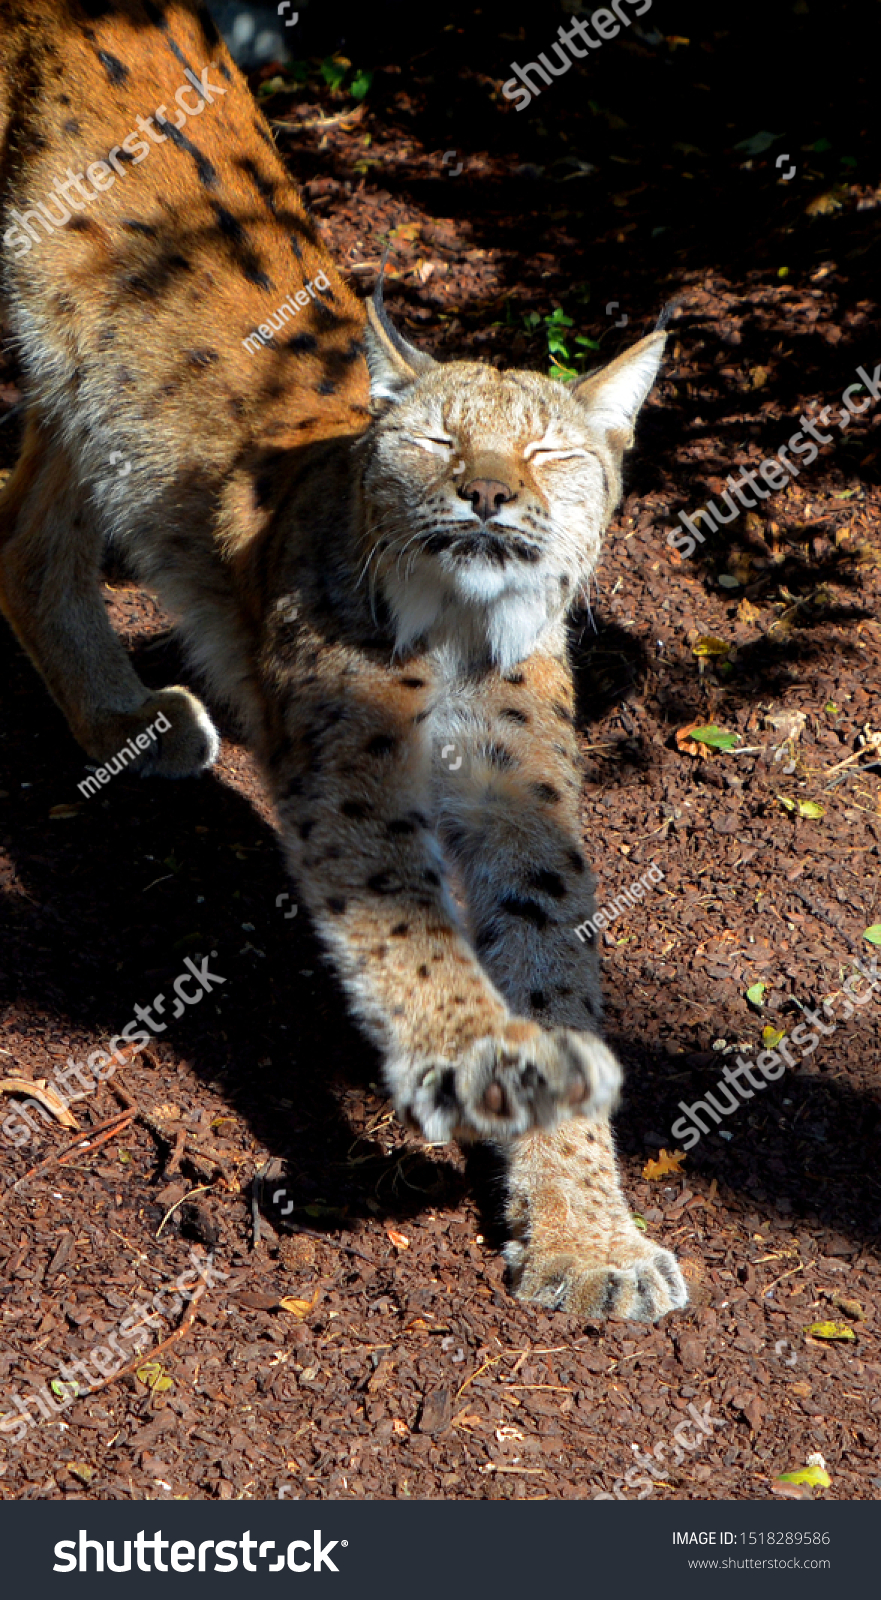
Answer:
[0,0,686,1320]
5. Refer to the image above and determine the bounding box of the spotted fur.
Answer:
[0,0,686,1322]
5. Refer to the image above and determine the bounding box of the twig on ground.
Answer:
[0,1108,135,1207]
[272,106,365,133]
[156,1183,213,1238]
[83,1281,209,1394]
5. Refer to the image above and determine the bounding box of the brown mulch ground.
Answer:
[1,2,879,1503]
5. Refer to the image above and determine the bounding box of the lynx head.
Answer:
[359,276,667,672]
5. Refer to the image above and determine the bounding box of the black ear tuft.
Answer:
[364,247,437,408]
[655,299,682,332]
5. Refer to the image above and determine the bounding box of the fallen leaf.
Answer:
[279,1289,320,1321]
[805,1320,855,1341]
[734,130,784,155]
[797,800,825,819]
[0,1077,80,1129]
[136,1361,173,1392]
[776,1464,832,1488]
[688,724,739,750]
[805,191,842,216]
[692,635,732,658]
[50,1378,81,1401]
[631,1213,648,1231]
[642,1148,686,1179]
[386,1228,410,1250]
[675,724,708,758]
[746,982,767,1007]
[762,1025,786,1048]
[830,1292,864,1321]
[419,1387,452,1434]
[391,1418,409,1437]
[742,1396,764,1431]
[68,1462,94,1485]
[863,925,881,946]
[236,1292,282,1311]
[778,795,796,813]
[151,1103,180,1121]
[301,1201,347,1221]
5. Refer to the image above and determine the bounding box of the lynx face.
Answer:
[360,295,665,671]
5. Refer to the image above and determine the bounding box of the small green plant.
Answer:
[543,307,599,379]
[320,56,373,100]
[513,304,599,378]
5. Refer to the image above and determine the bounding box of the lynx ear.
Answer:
[364,262,437,408]
[570,329,666,450]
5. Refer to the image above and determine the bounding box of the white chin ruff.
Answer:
[383,556,553,672]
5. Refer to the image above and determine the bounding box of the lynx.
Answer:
[0,0,687,1320]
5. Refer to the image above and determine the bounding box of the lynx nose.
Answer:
[459,478,514,522]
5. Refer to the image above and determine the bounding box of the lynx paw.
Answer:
[88,687,220,779]
[403,1025,621,1144]
[507,1234,688,1323]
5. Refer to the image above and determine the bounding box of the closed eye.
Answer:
[408,435,454,455]
[527,446,589,464]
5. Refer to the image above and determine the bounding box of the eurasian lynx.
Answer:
[0,0,686,1320]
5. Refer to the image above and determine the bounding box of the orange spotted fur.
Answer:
[0,0,687,1321]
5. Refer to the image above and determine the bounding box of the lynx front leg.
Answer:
[442,656,686,1319]
[504,1117,688,1321]
[265,665,619,1145]
[0,417,219,777]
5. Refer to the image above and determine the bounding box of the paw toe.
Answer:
[512,1243,688,1323]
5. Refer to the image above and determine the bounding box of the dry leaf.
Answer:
[391,1418,409,1437]
[675,723,708,759]
[386,1228,410,1249]
[830,1292,864,1321]
[0,1077,80,1129]
[805,1320,856,1342]
[151,1102,180,1121]
[776,1463,832,1488]
[279,1289,320,1321]
[68,1462,94,1485]
[692,635,732,657]
[136,1361,173,1393]
[642,1148,687,1179]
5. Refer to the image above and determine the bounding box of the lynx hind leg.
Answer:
[504,1117,688,1322]
[0,421,219,777]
